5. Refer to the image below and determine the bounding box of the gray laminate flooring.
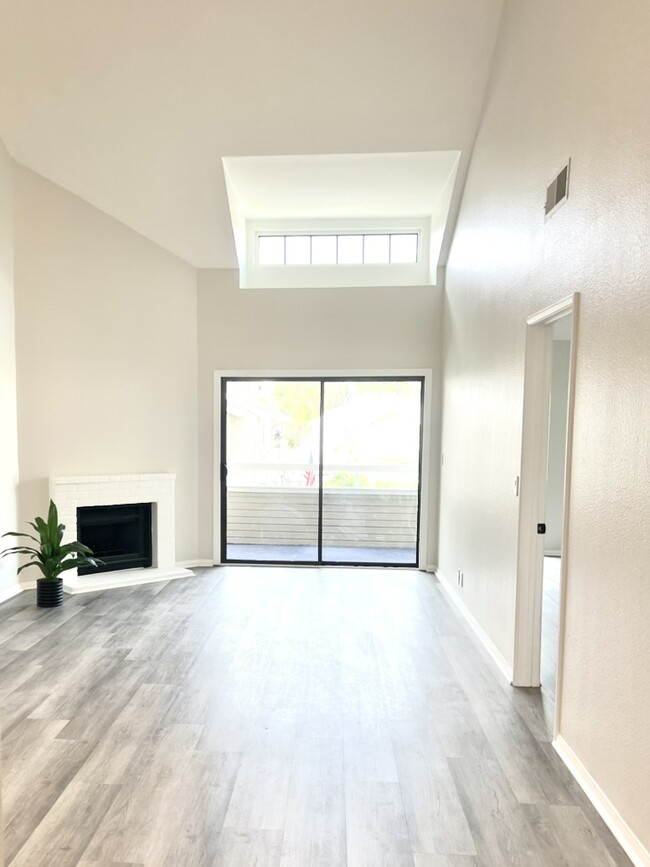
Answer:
[0,566,631,867]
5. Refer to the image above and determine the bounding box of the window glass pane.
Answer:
[322,379,422,565]
[258,235,285,265]
[225,379,320,563]
[285,235,311,265]
[363,234,390,264]
[390,233,418,264]
[337,235,363,265]
[311,235,337,265]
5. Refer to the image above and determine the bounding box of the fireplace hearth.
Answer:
[77,502,153,575]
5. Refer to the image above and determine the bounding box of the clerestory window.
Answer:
[257,232,419,267]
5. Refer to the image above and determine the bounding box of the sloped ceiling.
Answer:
[0,0,504,267]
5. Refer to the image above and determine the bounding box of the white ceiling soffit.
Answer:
[0,0,505,268]
[222,151,460,287]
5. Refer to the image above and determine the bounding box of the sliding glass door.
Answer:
[221,379,321,562]
[321,380,422,564]
[221,377,423,566]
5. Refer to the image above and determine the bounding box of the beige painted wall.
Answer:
[0,136,17,867]
[440,0,649,849]
[197,269,442,564]
[0,139,19,605]
[13,167,199,562]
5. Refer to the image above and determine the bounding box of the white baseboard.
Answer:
[424,563,437,573]
[553,736,649,867]
[0,582,24,604]
[435,568,513,684]
[62,566,194,595]
[177,559,214,568]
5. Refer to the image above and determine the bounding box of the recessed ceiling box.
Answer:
[222,151,460,289]
[545,160,571,219]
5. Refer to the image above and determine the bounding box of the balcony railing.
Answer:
[226,463,418,549]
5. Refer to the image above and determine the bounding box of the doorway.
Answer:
[513,294,579,737]
[540,316,572,725]
[219,376,424,567]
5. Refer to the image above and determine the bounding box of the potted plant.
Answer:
[1,500,103,608]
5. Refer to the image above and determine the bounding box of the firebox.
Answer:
[76,502,153,575]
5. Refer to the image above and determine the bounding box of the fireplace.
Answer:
[77,502,153,575]
[50,474,191,592]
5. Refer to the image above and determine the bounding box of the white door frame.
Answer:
[512,294,579,735]
[213,368,434,568]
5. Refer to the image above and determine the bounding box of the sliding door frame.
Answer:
[213,369,433,568]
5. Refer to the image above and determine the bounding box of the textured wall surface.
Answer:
[13,168,199,562]
[197,269,442,564]
[0,136,17,867]
[0,139,19,603]
[440,0,649,848]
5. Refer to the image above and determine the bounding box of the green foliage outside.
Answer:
[269,379,419,451]
[326,472,369,488]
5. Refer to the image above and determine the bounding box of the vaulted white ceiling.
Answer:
[0,0,504,267]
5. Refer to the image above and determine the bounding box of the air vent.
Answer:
[545,161,570,218]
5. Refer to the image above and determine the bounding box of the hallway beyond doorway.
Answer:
[540,555,561,734]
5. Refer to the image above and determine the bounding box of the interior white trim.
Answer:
[553,736,650,867]
[527,294,575,326]
[512,322,553,687]
[435,568,514,683]
[213,368,433,568]
[552,302,580,736]
[177,559,214,569]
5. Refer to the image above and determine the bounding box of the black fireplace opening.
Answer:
[76,502,153,575]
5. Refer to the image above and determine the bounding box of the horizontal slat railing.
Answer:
[226,486,418,548]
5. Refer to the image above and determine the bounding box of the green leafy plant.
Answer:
[1,500,103,581]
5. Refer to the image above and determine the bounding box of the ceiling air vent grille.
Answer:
[545,161,570,218]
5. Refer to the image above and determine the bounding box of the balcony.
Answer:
[225,464,418,565]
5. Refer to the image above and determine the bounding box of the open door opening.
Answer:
[540,316,572,729]
[513,294,579,739]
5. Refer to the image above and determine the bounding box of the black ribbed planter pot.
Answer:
[36,578,64,608]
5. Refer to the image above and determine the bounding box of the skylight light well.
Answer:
[222,151,461,288]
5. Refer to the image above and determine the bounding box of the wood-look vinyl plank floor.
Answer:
[0,566,633,866]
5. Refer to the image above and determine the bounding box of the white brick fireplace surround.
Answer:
[49,474,193,593]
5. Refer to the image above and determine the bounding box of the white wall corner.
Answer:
[0,582,24,605]
[553,736,650,867]
[435,568,514,684]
